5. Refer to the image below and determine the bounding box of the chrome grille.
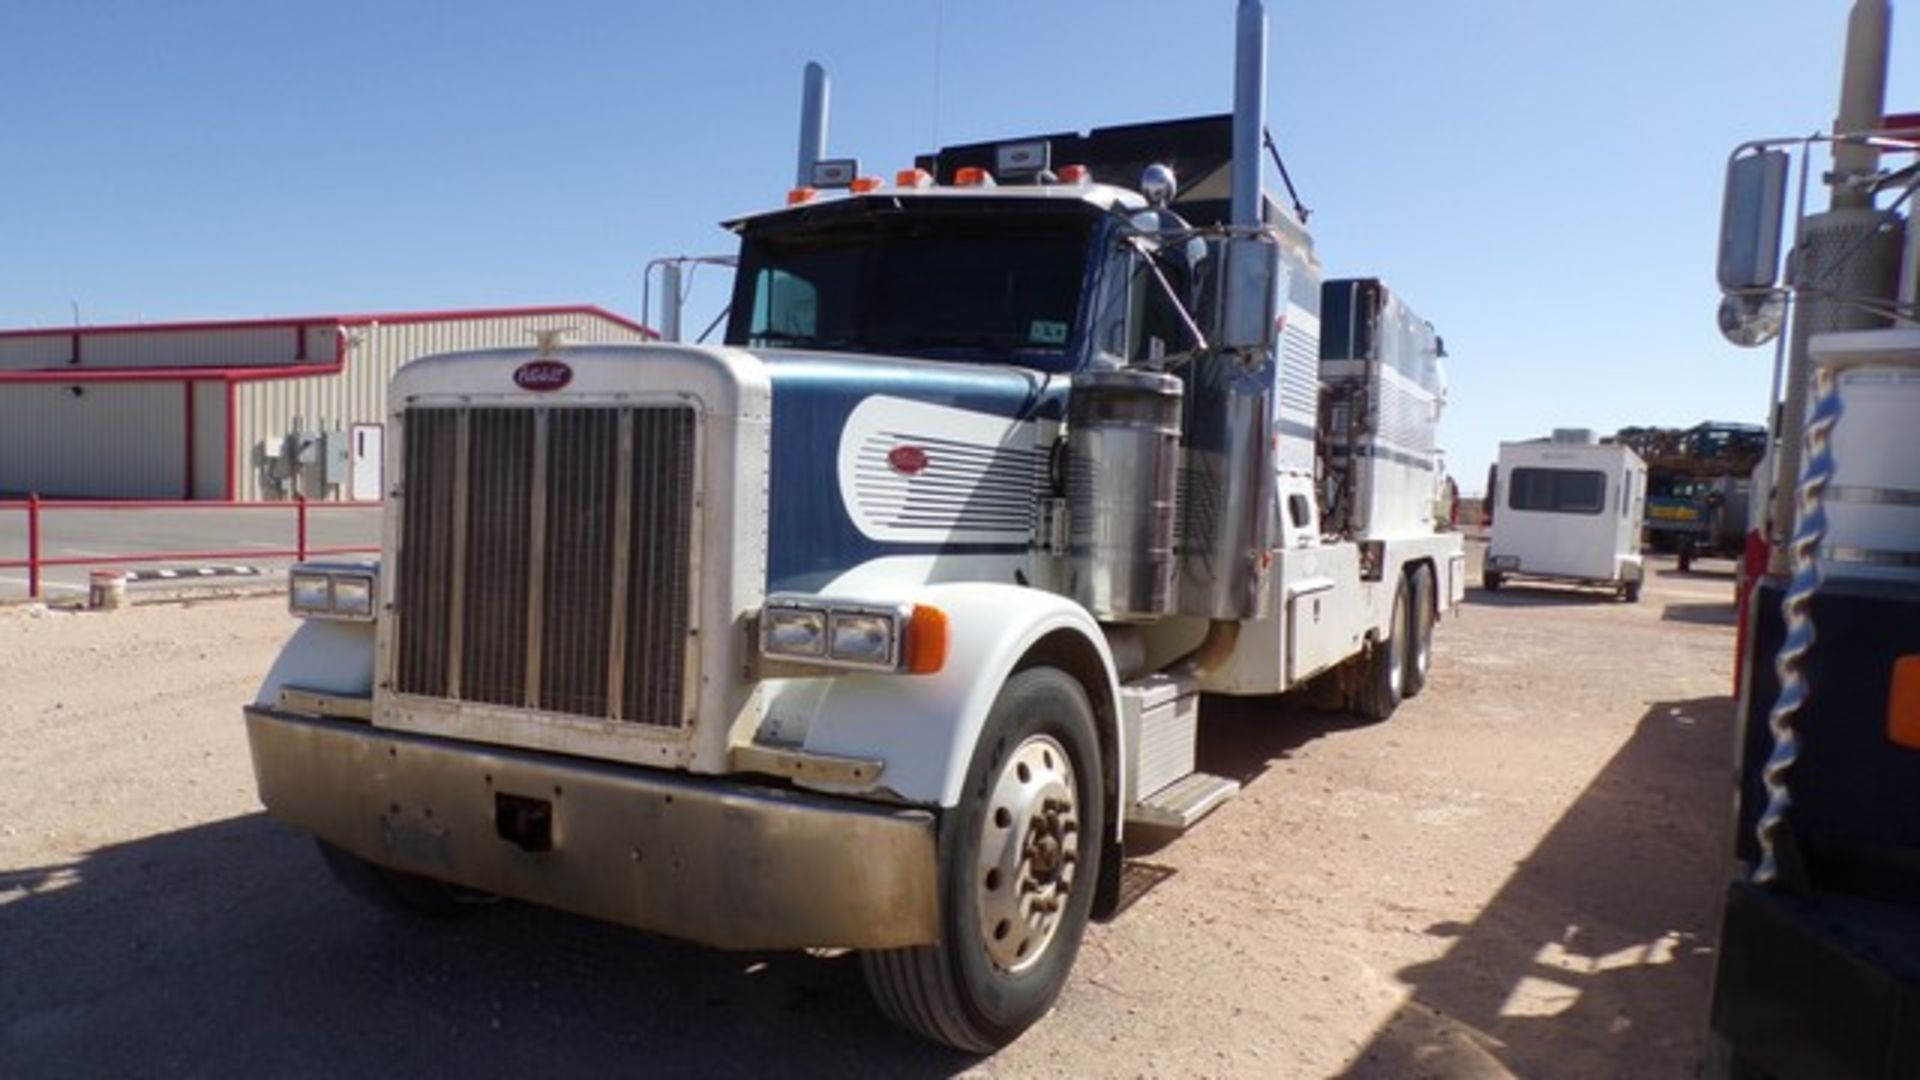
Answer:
[395,405,697,727]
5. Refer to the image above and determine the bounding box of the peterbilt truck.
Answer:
[1708,2,1920,1076]
[244,0,1463,1052]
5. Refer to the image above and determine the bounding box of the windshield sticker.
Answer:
[1029,320,1069,345]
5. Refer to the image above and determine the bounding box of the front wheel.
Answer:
[861,666,1106,1053]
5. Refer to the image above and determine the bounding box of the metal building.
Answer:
[0,306,651,501]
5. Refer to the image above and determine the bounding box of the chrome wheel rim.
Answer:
[976,733,1079,974]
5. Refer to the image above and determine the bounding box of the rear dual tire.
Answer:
[1356,567,1436,721]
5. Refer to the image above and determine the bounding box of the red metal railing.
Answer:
[1,494,380,599]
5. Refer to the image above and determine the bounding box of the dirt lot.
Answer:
[0,554,1738,1078]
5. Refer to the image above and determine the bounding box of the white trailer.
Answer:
[1485,432,1646,599]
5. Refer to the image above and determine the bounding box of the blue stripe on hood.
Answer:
[761,351,1059,592]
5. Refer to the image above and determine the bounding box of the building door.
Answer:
[350,424,384,501]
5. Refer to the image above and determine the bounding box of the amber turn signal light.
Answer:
[1890,656,1920,750]
[906,604,950,675]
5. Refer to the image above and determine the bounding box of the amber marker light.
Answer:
[850,176,885,193]
[787,187,818,205]
[896,168,934,189]
[953,166,996,188]
[906,605,951,675]
[1889,656,1920,750]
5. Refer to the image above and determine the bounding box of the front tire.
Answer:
[861,666,1106,1053]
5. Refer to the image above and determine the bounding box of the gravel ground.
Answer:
[0,551,1737,1078]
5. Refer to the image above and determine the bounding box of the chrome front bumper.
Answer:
[244,707,939,949]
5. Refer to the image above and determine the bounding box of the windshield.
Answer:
[725,204,1096,367]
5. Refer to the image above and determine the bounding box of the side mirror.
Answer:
[1717,149,1789,292]
[1213,233,1283,352]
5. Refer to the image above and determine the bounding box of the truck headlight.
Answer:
[829,611,896,666]
[287,562,380,622]
[289,571,333,615]
[760,594,947,674]
[763,605,829,658]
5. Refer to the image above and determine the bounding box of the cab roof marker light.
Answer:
[1056,164,1092,184]
[787,187,818,206]
[953,166,996,188]
[849,176,885,193]
[895,168,934,189]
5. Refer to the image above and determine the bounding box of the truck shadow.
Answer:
[0,815,970,1077]
[1336,695,1735,1078]
[1121,694,1376,864]
[1663,600,1737,628]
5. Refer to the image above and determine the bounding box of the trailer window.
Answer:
[1507,467,1606,515]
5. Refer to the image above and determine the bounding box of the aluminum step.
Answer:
[1127,771,1240,830]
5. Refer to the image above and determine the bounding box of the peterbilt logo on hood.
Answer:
[887,445,930,475]
[513,359,573,392]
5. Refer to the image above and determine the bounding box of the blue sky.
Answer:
[2,1,1914,489]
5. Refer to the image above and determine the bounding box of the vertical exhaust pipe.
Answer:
[1175,0,1278,628]
[796,61,830,188]
[1831,0,1891,211]
[658,261,683,343]
[1767,0,1898,570]
[1231,0,1267,229]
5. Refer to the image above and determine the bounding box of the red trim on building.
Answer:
[0,304,654,340]
[0,305,656,386]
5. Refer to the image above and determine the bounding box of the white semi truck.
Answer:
[245,0,1463,1051]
